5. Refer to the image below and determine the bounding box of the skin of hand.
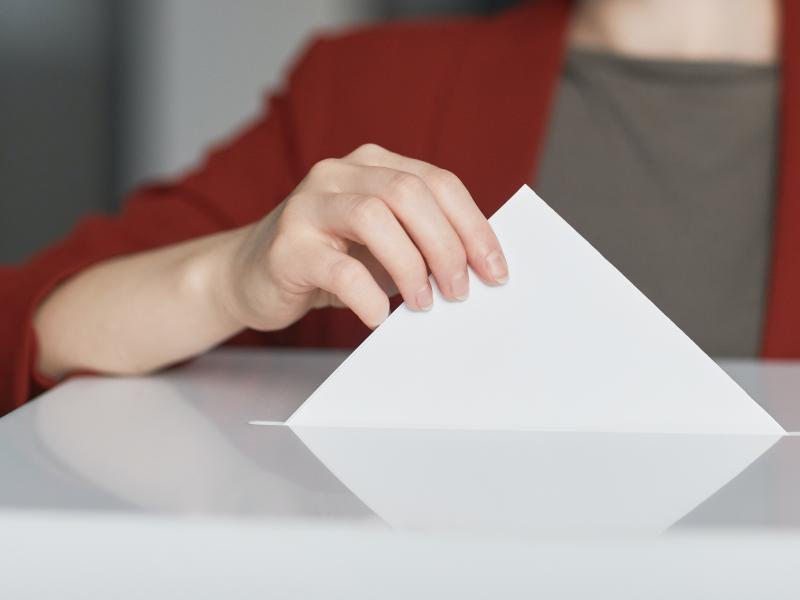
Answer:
[34,144,508,380]
[218,143,509,332]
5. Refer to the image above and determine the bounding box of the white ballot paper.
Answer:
[287,185,783,435]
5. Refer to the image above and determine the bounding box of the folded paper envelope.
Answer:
[287,185,783,435]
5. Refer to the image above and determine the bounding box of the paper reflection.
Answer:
[29,373,781,536]
[674,436,800,529]
[290,425,779,535]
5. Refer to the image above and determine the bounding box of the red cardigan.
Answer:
[1,0,799,415]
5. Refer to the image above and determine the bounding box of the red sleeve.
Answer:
[0,40,327,415]
[0,15,479,415]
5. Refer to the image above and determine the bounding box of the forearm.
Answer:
[34,227,249,380]
[32,144,510,383]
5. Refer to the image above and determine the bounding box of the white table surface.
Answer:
[2,348,800,598]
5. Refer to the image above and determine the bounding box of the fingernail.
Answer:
[451,270,469,301]
[486,250,509,284]
[415,284,433,311]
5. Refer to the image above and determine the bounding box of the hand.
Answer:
[220,144,509,331]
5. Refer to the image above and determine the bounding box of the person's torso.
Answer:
[535,48,779,357]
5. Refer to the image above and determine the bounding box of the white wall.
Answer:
[119,0,373,193]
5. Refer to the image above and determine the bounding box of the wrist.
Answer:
[179,227,250,336]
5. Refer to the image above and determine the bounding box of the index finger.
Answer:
[346,144,509,285]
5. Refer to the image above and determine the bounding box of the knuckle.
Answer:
[436,239,468,271]
[353,142,385,160]
[328,259,362,290]
[390,249,428,284]
[307,158,338,180]
[350,195,387,228]
[468,226,499,253]
[385,171,425,202]
[427,168,463,197]
[405,256,430,284]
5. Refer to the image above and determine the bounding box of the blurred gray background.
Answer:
[0,0,516,264]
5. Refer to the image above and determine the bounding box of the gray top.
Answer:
[535,49,779,357]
